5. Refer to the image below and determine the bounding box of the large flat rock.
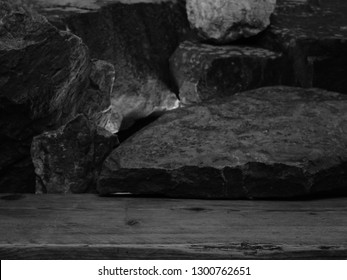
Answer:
[98,86,347,199]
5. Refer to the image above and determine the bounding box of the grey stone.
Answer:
[0,0,114,192]
[82,59,117,132]
[259,0,347,93]
[186,0,276,43]
[170,41,289,104]
[0,0,88,192]
[31,115,119,194]
[25,0,188,132]
[98,86,347,199]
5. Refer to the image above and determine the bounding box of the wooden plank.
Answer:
[0,194,347,259]
[1,244,347,260]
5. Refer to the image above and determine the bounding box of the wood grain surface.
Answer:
[0,194,346,259]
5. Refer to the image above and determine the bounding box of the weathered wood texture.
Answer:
[0,194,346,259]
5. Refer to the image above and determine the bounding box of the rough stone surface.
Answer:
[82,59,117,132]
[31,115,119,194]
[0,1,90,124]
[27,0,189,131]
[0,1,113,192]
[170,41,289,104]
[66,1,189,130]
[0,0,87,192]
[18,0,179,12]
[98,86,347,199]
[186,0,277,43]
[258,0,347,94]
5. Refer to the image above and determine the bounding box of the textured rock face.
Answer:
[98,87,347,199]
[83,59,117,132]
[32,0,189,131]
[186,0,277,43]
[31,115,119,194]
[0,1,90,124]
[170,41,289,104]
[259,0,347,94]
[0,1,113,192]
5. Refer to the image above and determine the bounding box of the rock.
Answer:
[0,0,86,192]
[31,115,119,194]
[0,1,90,124]
[27,0,189,132]
[258,0,347,93]
[81,59,117,132]
[93,107,122,135]
[170,41,289,104]
[274,0,319,13]
[68,1,188,130]
[98,86,347,199]
[186,0,277,43]
[0,1,112,192]
[89,60,115,99]
[93,126,119,171]
[110,79,179,131]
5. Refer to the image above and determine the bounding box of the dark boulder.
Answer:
[31,115,119,194]
[30,0,190,131]
[258,0,347,93]
[98,86,347,199]
[0,1,113,192]
[170,40,289,104]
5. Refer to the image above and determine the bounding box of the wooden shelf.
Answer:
[0,194,346,259]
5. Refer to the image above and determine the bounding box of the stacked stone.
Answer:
[170,0,285,105]
[97,0,347,199]
[1,0,347,199]
[0,0,118,193]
